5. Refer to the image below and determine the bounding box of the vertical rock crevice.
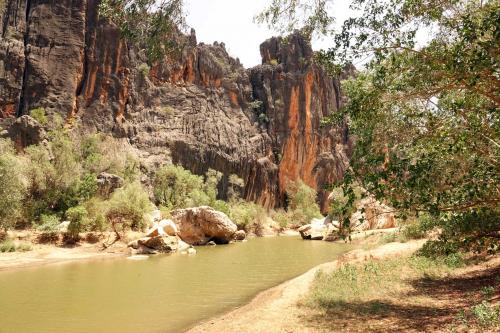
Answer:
[16,0,31,116]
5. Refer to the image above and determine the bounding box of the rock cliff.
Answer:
[0,0,351,211]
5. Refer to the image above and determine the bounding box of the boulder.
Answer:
[298,224,326,240]
[234,230,246,241]
[351,197,396,231]
[146,219,178,237]
[97,172,124,196]
[171,206,237,245]
[8,115,47,148]
[137,235,178,253]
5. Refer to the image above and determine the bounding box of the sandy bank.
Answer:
[186,239,426,333]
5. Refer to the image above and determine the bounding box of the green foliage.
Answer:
[286,180,322,225]
[83,198,108,232]
[29,108,47,125]
[419,209,499,256]
[249,100,263,111]
[66,205,89,238]
[99,0,186,63]
[261,0,499,252]
[269,59,279,66]
[271,209,292,229]
[0,140,25,230]
[258,113,269,124]
[0,240,16,253]
[228,200,268,234]
[0,239,33,253]
[107,182,153,231]
[228,174,245,201]
[153,165,224,210]
[159,105,175,115]
[138,63,150,77]
[36,214,60,242]
[471,301,500,326]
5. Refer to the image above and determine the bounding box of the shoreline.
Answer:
[185,238,425,333]
[0,228,398,272]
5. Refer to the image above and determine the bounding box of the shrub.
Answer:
[229,201,267,234]
[37,214,60,242]
[269,59,279,66]
[286,180,322,225]
[153,165,223,209]
[249,100,263,111]
[472,301,500,326]
[16,242,33,252]
[228,174,245,201]
[272,209,292,229]
[66,205,89,238]
[107,182,153,231]
[138,63,150,77]
[29,108,48,125]
[0,240,16,253]
[83,198,108,232]
[0,140,25,230]
[159,106,175,115]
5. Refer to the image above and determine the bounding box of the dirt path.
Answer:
[186,240,426,333]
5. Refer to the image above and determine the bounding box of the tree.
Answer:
[0,140,25,230]
[99,0,186,63]
[259,0,499,251]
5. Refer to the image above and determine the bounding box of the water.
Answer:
[0,236,353,333]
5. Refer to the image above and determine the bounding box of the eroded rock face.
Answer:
[96,172,124,196]
[351,197,397,231]
[8,115,47,147]
[0,1,352,211]
[171,206,237,245]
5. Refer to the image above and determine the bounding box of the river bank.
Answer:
[187,239,499,333]
[186,239,426,333]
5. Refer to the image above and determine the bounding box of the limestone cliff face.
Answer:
[0,0,351,211]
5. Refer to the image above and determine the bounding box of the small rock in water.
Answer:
[127,255,149,261]
[207,241,217,246]
[187,248,196,255]
[234,230,246,241]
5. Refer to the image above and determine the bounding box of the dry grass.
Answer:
[300,254,500,333]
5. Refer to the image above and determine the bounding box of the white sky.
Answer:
[184,0,352,68]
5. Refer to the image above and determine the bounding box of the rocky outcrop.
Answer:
[0,1,352,211]
[351,197,397,231]
[249,33,351,212]
[7,115,46,147]
[96,172,124,196]
[171,206,238,245]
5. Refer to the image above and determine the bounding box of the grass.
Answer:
[0,239,33,252]
[303,254,499,332]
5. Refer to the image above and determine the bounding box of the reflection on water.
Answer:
[0,236,353,333]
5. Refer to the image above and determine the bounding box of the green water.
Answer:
[0,236,353,333]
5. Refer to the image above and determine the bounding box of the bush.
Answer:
[229,201,267,234]
[0,140,25,230]
[83,198,108,232]
[153,165,224,210]
[37,214,60,242]
[66,205,89,238]
[271,209,292,229]
[138,63,150,77]
[29,108,47,125]
[286,180,322,225]
[0,240,16,253]
[159,106,175,115]
[228,174,245,201]
[107,182,153,231]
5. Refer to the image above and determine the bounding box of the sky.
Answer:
[184,0,352,68]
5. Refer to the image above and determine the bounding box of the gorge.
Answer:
[0,0,351,212]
